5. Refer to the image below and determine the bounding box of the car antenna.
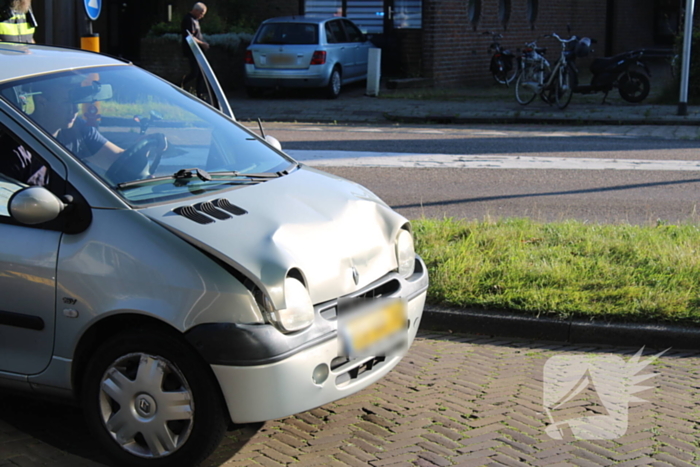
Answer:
[257,118,267,139]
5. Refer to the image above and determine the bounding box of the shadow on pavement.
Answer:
[0,390,263,467]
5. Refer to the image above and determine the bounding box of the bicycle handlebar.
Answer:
[546,32,578,44]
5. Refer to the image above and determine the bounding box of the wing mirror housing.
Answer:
[265,135,282,151]
[9,186,67,225]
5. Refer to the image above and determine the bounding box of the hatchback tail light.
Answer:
[245,50,254,64]
[310,51,326,65]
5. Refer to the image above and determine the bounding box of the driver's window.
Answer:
[0,125,54,218]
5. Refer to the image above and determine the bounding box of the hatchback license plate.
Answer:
[341,299,407,356]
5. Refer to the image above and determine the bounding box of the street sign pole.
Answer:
[81,0,102,52]
[678,0,695,116]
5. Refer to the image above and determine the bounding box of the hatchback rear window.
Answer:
[255,23,319,45]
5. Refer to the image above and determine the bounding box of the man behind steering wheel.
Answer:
[25,77,124,173]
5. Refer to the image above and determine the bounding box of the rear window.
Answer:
[254,23,319,45]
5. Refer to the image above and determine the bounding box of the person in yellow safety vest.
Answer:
[0,0,37,43]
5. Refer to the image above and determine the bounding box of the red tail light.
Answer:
[245,50,254,64]
[310,51,326,65]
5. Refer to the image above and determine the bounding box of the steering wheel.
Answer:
[105,133,168,185]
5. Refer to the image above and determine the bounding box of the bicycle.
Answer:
[515,32,578,109]
[483,31,518,85]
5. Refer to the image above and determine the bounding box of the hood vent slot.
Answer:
[195,201,231,220]
[212,198,247,216]
[173,205,215,224]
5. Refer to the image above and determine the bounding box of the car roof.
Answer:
[0,43,128,84]
[261,16,341,25]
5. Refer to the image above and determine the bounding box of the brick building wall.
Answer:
[611,0,656,53]
[422,0,608,86]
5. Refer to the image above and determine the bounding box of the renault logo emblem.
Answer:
[351,267,359,285]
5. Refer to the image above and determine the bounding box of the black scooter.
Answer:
[570,41,651,103]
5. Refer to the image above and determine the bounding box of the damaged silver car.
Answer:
[0,38,427,466]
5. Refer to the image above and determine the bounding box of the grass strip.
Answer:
[414,217,700,325]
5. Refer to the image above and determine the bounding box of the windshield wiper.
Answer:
[117,167,285,190]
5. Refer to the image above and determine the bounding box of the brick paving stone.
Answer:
[417,450,452,466]
[1,333,700,466]
[340,443,378,462]
[369,452,423,466]
[417,440,457,457]
[373,444,422,459]
[421,432,462,450]
[489,453,530,467]
[614,457,659,467]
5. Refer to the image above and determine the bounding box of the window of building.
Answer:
[346,1,386,34]
[527,0,538,29]
[499,0,511,30]
[305,0,343,17]
[468,0,481,31]
[393,0,422,29]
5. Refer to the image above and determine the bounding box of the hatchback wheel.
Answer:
[82,329,227,467]
[325,67,342,99]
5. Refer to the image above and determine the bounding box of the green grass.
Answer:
[414,217,700,325]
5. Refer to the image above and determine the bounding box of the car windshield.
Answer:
[255,23,319,45]
[0,66,293,205]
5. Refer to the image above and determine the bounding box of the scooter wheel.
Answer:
[619,71,650,103]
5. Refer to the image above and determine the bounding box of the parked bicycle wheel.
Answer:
[515,68,537,105]
[555,65,575,109]
[493,66,518,85]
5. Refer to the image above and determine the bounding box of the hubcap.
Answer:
[332,72,341,95]
[98,353,194,458]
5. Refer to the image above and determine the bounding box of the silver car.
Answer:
[244,16,374,98]
[0,39,427,466]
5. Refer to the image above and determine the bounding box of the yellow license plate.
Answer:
[343,300,407,354]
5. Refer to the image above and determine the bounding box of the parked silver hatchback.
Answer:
[244,16,374,98]
[0,40,427,466]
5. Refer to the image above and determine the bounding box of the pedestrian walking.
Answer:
[0,0,36,43]
[181,2,209,99]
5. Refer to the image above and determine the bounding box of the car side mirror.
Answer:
[9,186,66,225]
[265,135,282,151]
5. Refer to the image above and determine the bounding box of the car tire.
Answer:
[82,328,228,467]
[325,67,342,99]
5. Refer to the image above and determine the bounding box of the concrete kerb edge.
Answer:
[384,113,700,126]
[420,306,700,350]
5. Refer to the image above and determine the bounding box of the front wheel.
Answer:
[555,65,574,109]
[82,329,228,467]
[325,67,342,99]
[515,70,536,105]
[618,71,650,103]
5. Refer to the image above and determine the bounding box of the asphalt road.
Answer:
[251,122,700,224]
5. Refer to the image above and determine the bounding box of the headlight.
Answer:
[269,277,314,332]
[396,229,415,278]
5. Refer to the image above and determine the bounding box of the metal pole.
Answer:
[678,0,696,116]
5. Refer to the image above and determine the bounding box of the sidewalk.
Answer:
[228,74,700,127]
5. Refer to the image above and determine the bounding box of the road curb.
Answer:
[384,113,700,126]
[421,306,700,349]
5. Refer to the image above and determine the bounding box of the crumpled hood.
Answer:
[140,166,408,309]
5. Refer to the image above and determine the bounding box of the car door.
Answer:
[0,117,66,375]
[342,19,371,79]
[325,19,352,79]
[186,34,235,120]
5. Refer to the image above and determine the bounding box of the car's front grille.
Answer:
[332,355,387,387]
